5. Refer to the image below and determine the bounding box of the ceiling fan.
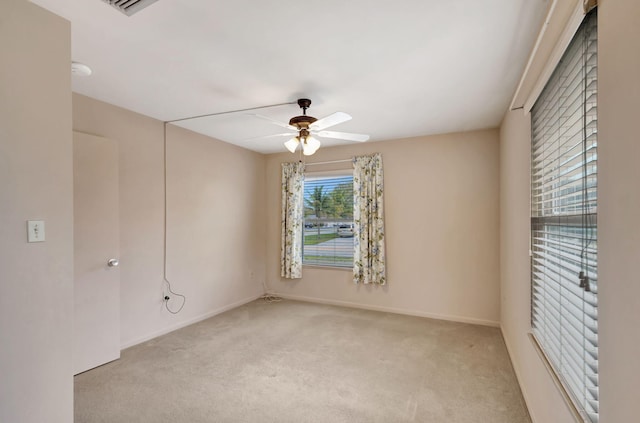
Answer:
[253,98,370,156]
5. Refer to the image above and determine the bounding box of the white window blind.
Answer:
[531,9,598,423]
[303,174,354,268]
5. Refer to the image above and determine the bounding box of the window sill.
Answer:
[303,264,352,272]
[528,333,590,423]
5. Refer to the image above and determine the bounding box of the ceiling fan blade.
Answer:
[251,114,297,130]
[316,130,370,142]
[243,132,295,141]
[309,112,352,131]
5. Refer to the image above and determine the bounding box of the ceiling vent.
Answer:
[102,0,160,16]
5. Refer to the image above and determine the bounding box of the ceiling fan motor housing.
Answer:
[289,115,317,129]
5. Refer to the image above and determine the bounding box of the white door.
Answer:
[73,132,120,375]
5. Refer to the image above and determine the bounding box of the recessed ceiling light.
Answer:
[71,61,92,77]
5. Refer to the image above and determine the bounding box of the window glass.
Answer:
[303,174,354,268]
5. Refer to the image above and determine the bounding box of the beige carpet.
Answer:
[75,299,530,422]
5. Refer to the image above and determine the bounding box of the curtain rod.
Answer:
[304,158,352,166]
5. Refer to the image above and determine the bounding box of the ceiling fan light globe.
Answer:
[284,138,299,153]
[302,136,321,155]
[306,136,321,150]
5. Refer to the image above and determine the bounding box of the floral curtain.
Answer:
[281,161,305,279]
[353,153,386,285]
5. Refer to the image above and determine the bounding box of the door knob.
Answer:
[107,258,119,267]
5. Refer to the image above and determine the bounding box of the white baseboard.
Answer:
[274,293,500,327]
[120,293,263,350]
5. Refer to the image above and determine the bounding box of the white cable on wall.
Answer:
[162,122,186,314]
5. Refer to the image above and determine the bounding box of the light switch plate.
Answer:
[27,220,45,243]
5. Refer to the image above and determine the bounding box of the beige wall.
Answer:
[265,130,501,326]
[500,1,640,421]
[597,0,640,421]
[73,94,266,348]
[0,2,74,422]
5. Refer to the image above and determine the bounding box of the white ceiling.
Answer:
[32,0,549,154]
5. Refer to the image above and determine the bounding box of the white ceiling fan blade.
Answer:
[316,130,370,142]
[309,112,352,131]
[243,132,295,141]
[251,114,296,130]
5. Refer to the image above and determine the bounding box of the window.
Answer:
[303,173,354,268]
[530,9,598,423]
